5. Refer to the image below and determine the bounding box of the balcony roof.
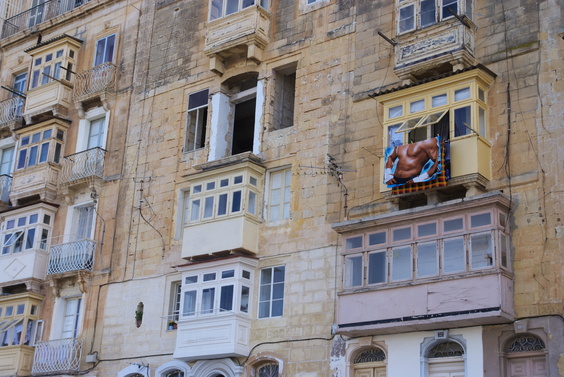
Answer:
[24,34,83,53]
[368,64,497,99]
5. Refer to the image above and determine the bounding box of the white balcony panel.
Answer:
[0,249,48,284]
[10,164,60,203]
[31,338,83,375]
[24,80,73,121]
[173,313,250,361]
[182,216,259,258]
[337,272,514,336]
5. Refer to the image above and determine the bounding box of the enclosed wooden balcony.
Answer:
[394,18,477,81]
[0,174,13,207]
[31,338,83,375]
[204,5,270,74]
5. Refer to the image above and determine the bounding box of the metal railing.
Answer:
[0,174,12,203]
[73,62,117,100]
[2,0,90,39]
[47,238,95,275]
[60,147,106,184]
[31,338,83,375]
[0,97,24,125]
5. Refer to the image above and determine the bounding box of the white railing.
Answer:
[2,0,91,39]
[31,338,83,375]
[0,174,12,203]
[73,62,117,100]
[0,97,24,125]
[60,147,106,184]
[47,238,95,275]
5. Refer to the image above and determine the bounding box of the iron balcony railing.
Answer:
[47,238,95,275]
[0,97,24,125]
[73,62,117,100]
[2,0,90,39]
[31,338,83,375]
[0,174,12,203]
[60,147,106,184]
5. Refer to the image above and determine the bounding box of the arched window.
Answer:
[504,334,547,377]
[258,363,279,377]
[353,347,387,377]
[422,339,465,377]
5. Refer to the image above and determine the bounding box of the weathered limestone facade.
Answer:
[0,0,562,376]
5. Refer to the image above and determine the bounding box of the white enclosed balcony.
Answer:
[182,156,264,259]
[47,238,95,275]
[31,337,83,375]
[60,147,106,187]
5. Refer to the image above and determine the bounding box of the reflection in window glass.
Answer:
[389,105,403,119]
[393,227,411,242]
[432,94,447,107]
[391,246,411,281]
[345,255,363,287]
[444,218,463,232]
[443,237,465,273]
[183,291,196,316]
[417,242,438,278]
[346,236,363,250]
[368,251,386,284]
[368,232,386,246]
[470,233,493,269]
[418,223,436,237]
[454,87,471,101]
[470,213,491,228]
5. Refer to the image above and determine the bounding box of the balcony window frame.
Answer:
[0,295,43,347]
[29,47,76,90]
[341,207,510,290]
[16,126,65,170]
[186,171,261,224]
[1,209,53,255]
[382,78,489,148]
[396,0,473,35]
[179,264,254,319]
[209,0,268,21]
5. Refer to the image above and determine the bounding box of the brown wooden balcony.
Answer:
[204,5,270,74]
[73,62,117,115]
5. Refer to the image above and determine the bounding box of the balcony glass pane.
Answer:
[190,200,200,221]
[470,232,493,269]
[368,251,386,284]
[231,190,242,212]
[203,197,214,218]
[399,5,415,33]
[25,228,35,249]
[389,105,403,119]
[417,241,438,277]
[443,237,465,273]
[201,288,215,314]
[393,227,411,241]
[368,231,386,246]
[420,0,436,27]
[217,193,228,215]
[432,94,447,107]
[271,299,283,316]
[444,218,463,232]
[454,87,470,101]
[182,291,196,316]
[391,246,411,281]
[388,124,403,147]
[28,146,38,166]
[240,286,249,312]
[454,106,471,136]
[501,234,508,268]
[344,255,363,287]
[418,222,436,237]
[345,235,363,250]
[39,143,49,163]
[248,191,257,214]
[471,212,491,228]
[219,285,234,311]
[226,0,238,15]
[442,0,458,19]
[410,99,425,113]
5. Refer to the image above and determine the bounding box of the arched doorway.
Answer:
[353,347,387,377]
[504,334,547,377]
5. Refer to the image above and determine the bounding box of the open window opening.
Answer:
[272,64,296,130]
[230,77,257,155]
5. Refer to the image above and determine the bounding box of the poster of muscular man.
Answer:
[384,136,442,188]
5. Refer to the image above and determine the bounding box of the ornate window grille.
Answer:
[258,364,279,377]
[506,335,545,353]
[429,341,464,358]
[354,348,387,363]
